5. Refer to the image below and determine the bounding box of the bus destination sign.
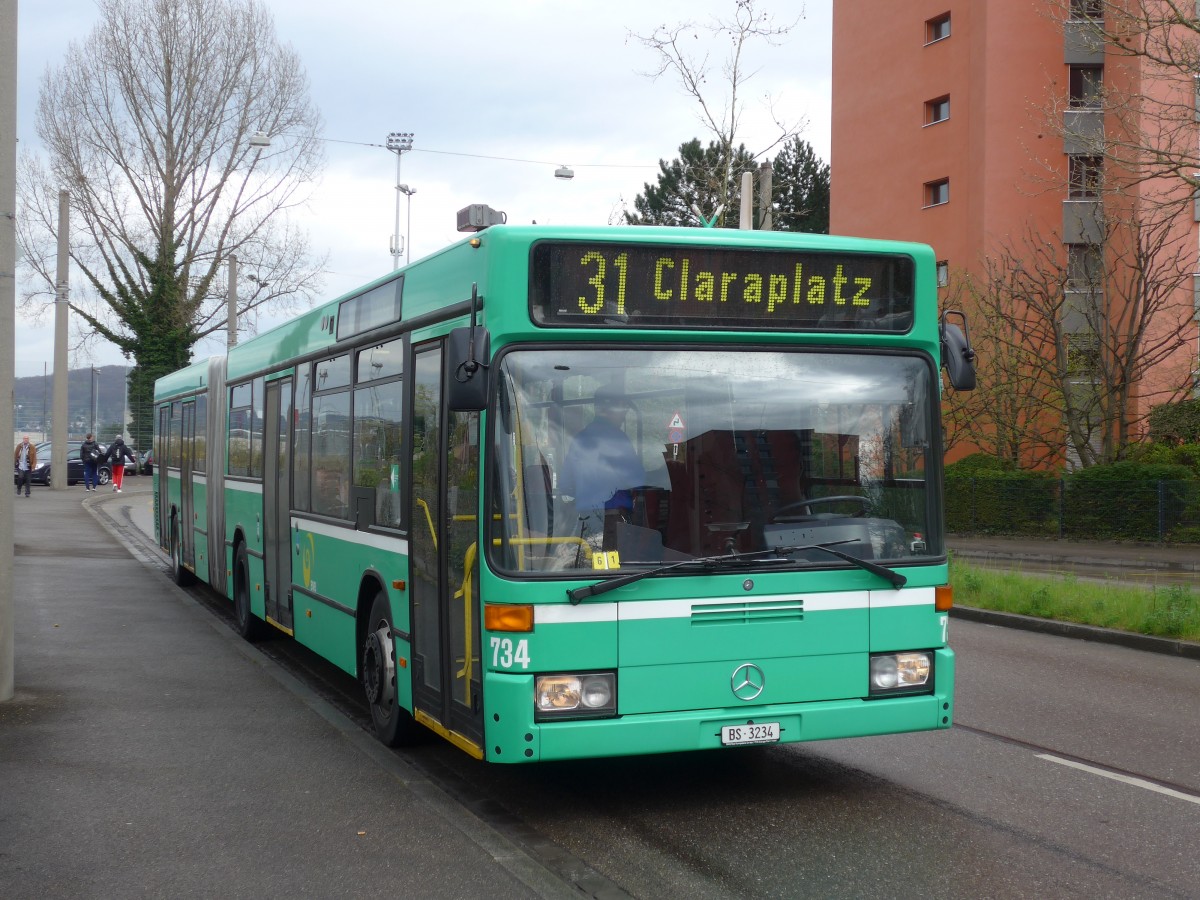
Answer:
[530,242,915,333]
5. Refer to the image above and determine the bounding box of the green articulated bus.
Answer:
[153,218,977,763]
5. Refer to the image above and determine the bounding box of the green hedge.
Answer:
[944,455,1200,541]
[945,454,1058,534]
[1062,461,1197,540]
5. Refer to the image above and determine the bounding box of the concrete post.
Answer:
[52,191,68,489]
[739,171,753,229]
[1,0,18,702]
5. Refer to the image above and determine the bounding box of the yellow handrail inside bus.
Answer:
[415,497,437,550]
[454,541,478,703]
[492,535,590,549]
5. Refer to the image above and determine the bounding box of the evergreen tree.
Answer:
[626,137,830,233]
[772,137,830,233]
[624,139,757,227]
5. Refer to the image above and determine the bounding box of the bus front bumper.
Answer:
[483,650,954,763]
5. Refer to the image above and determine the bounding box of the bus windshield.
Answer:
[489,347,939,574]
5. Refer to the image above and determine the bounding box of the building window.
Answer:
[1066,332,1101,377]
[1068,156,1102,199]
[925,13,951,44]
[1069,65,1103,109]
[924,179,950,207]
[936,260,949,287]
[925,96,950,125]
[1067,244,1103,291]
[1068,0,1103,20]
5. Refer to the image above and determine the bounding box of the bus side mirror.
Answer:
[446,325,491,411]
[940,311,976,392]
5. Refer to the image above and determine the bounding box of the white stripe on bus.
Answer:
[225,480,263,495]
[533,587,934,625]
[295,517,410,554]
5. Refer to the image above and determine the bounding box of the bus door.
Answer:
[156,405,170,546]
[409,343,483,748]
[179,401,195,569]
[263,378,294,633]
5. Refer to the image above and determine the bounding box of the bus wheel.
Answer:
[362,591,422,746]
[170,518,195,587]
[232,542,263,641]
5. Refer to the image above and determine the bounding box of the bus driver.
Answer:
[560,385,645,543]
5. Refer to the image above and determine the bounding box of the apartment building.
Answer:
[830,1,1200,465]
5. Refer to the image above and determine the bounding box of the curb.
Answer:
[951,606,1200,661]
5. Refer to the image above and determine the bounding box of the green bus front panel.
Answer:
[482,584,952,763]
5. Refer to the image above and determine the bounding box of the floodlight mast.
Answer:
[386,132,414,269]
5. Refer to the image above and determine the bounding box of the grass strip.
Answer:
[949,558,1200,643]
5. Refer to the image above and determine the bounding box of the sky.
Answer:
[13,0,833,378]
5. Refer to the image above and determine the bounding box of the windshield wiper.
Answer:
[565,540,906,604]
[566,547,795,604]
[802,541,907,589]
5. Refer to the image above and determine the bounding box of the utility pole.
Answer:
[757,160,773,231]
[227,254,238,348]
[1,0,19,702]
[51,191,68,489]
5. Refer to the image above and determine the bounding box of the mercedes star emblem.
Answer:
[731,662,765,701]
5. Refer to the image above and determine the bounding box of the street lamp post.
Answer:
[90,366,98,436]
[386,132,414,269]
[398,184,416,265]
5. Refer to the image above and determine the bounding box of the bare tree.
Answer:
[940,262,1065,468]
[1044,0,1200,188]
[952,208,1196,467]
[17,0,325,443]
[630,0,805,224]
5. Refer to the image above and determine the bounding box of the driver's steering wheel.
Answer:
[772,495,871,522]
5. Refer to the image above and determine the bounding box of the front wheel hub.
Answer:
[363,626,395,708]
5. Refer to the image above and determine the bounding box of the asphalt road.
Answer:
[412,617,1199,899]
[108,486,1200,898]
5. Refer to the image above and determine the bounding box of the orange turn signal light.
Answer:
[485,603,534,632]
[935,585,954,611]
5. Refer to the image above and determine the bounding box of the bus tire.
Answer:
[232,541,264,641]
[362,591,422,747]
[170,516,195,587]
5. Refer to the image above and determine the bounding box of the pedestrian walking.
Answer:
[105,435,135,492]
[13,435,37,498]
[80,432,103,492]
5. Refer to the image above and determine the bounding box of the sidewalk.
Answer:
[0,483,572,899]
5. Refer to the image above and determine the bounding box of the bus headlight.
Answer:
[869,652,933,695]
[535,672,616,720]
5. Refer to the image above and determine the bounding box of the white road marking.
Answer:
[1036,754,1200,806]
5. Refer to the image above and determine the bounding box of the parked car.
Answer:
[140,448,154,475]
[26,441,112,486]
